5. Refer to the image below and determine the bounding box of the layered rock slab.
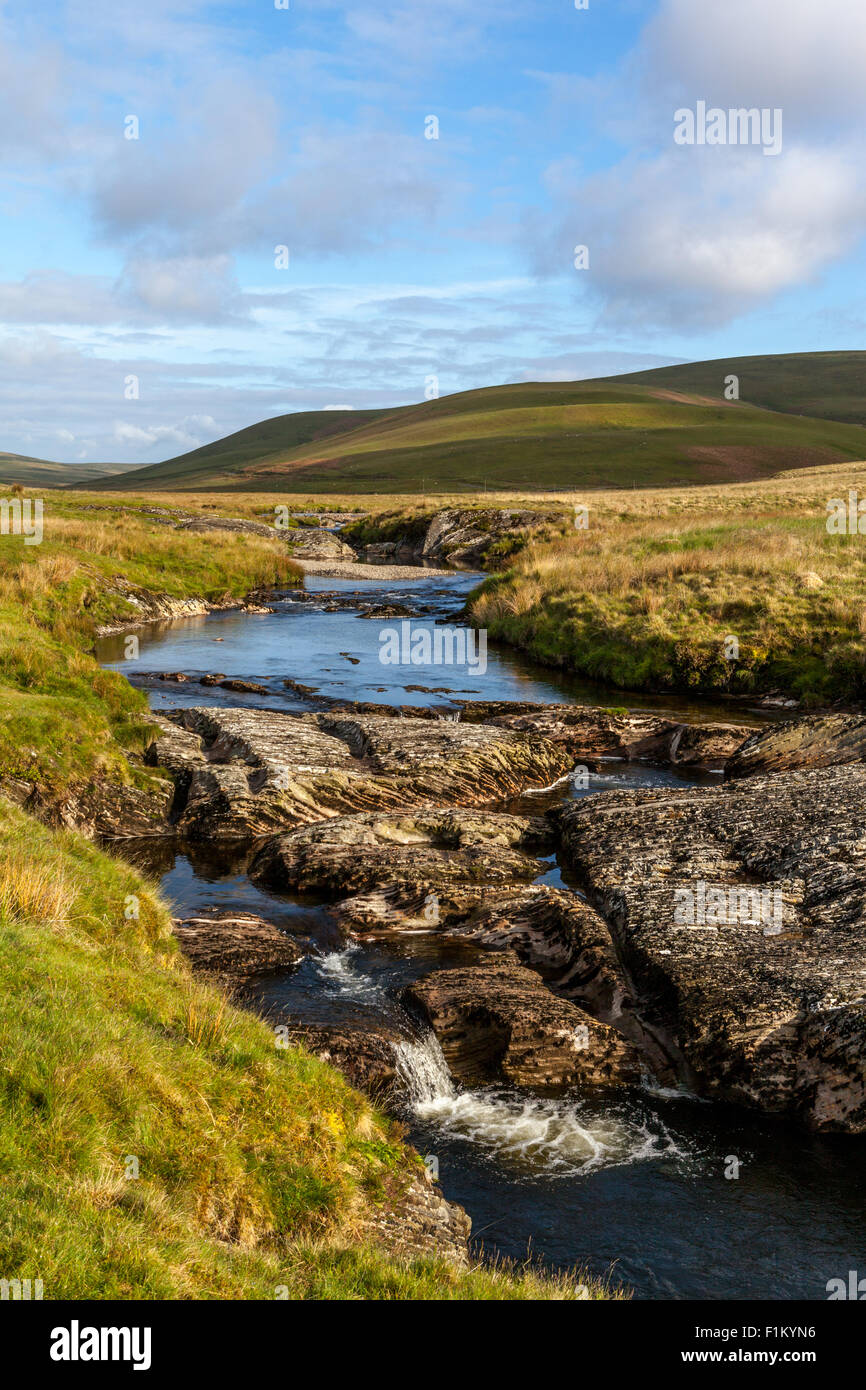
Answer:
[485,706,751,771]
[148,707,572,839]
[559,764,866,1130]
[403,957,641,1091]
[173,909,303,985]
[726,712,866,778]
[249,808,553,901]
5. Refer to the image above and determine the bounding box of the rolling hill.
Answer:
[0,453,141,489]
[66,351,866,494]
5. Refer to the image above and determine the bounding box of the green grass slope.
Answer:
[0,453,138,489]
[66,352,866,495]
[612,351,866,426]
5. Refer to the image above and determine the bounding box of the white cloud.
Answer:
[530,0,866,327]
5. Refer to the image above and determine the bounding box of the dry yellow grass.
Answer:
[468,461,866,701]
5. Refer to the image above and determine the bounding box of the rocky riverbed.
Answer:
[94,569,866,1296]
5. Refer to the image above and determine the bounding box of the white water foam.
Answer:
[394,1033,688,1177]
[315,945,387,1005]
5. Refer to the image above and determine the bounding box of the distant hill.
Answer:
[613,352,866,426]
[62,352,866,494]
[0,453,140,489]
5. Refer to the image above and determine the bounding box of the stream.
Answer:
[97,570,866,1301]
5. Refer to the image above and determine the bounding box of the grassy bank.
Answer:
[469,461,866,703]
[0,493,615,1300]
[0,494,301,801]
[0,800,619,1298]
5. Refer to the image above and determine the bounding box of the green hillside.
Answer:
[0,453,138,489]
[612,351,866,426]
[68,351,866,494]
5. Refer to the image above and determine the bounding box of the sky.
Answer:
[0,0,864,464]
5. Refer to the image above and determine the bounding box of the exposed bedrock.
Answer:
[559,764,866,1130]
[249,807,553,897]
[403,956,642,1091]
[359,507,552,571]
[483,705,752,771]
[274,1021,404,1098]
[285,528,358,562]
[146,707,572,839]
[172,908,304,986]
[726,712,866,777]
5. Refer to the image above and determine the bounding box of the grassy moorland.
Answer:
[615,351,866,427]
[470,461,866,703]
[0,492,614,1300]
[82,354,866,495]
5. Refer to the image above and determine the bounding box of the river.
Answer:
[96,570,866,1301]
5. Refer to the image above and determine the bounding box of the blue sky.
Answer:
[0,0,863,463]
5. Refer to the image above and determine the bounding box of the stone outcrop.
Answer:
[726,712,866,778]
[484,705,752,771]
[358,508,551,571]
[261,694,753,774]
[403,957,641,1091]
[276,1021,401,1097]
[361,1169,471,1267]
[94,578,249,636]
[173,908,304,985]
[1,774,175,840]
[178,517,275,537]
[249,808,553,900]
[146,707,573,840]
[559,764,866,1130]
[286,528,358,562]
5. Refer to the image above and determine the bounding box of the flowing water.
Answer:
[97,570,866,1301]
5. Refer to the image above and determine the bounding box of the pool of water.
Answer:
[96,571,768,724]
[100,568,866,1301]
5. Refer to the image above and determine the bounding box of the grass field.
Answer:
[78,352,866,495]
[469,459,866,702]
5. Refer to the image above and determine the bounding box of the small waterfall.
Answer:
[394,1032,456,1105]
[393,1031,689,1176]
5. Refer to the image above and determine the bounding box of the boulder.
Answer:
[404,958,641,1091]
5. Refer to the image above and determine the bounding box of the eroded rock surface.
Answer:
[147,707,572,839]
[559,765,866,1130]
[173,909,303,984]
[276,1021,401,1097]
[404,957,641,1091]
[286,528,358,561]
[362,1169,471,1267]
[250,808,553,899]
[485,705,751,771]
[726,712,866,778]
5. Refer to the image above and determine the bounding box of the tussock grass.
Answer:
[469,461,866,701]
